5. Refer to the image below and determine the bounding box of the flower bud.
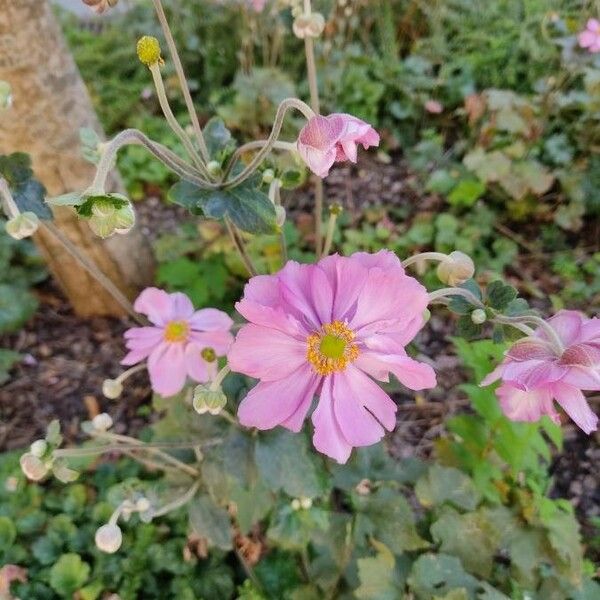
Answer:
[30,439,48,458]
[262,169,275,184]
[92,413,114,432]
[275,205,286,228]
[95,523,122,553]
[422,308,431,323]
[291,498,301,511]
[136,36,163,67]
[82,0,119,14]
[82,194,135,238]
[5,212,40,240]
[20,453,48,481]
[102,378,123,399]
[207,161,222,177]
[293,12,326,39]
[471,308,487,325]
[192,385,228,415]
[0,80,12,110]
[299,497,313,510]
[136,497,151,512]
[329,202,343,217]
[436,251,475,286]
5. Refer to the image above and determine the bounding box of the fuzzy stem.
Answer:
[151,0,209,161]
[494,314,564,353]
[268,179,288,263]
[322,210,338,257]
[225,218,258,276]
[428,287,485,308]
[150,480,201,519]
[42,221,144,325]
[402,252,450,269]
[115,363,147,384]
[0,178,19,218]
[222,98,315,187]
[210,365,231,391]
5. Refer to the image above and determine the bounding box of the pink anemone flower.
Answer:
[297,113,380,178]
[228,251,437,463]
[122,288,234,397]
[482,310,599,434]
[578,18,600,53]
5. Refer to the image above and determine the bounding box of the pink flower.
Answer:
[482,310,600,434]
[424,100,443,114]
[228,251,436,463]
[297,113,380,178]
[247,0,266,11]
[578,18,600,53]
[122,288,234,397]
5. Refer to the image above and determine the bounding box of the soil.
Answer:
[1,158,598,552]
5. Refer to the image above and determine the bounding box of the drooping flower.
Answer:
[122,288,234,397]
[424,100,443,114]
[297,114,380,178]
[578,18,600,53]
[482,310,599,434]
[228,251,436,463]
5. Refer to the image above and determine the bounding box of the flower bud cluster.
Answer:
[193,384,228,415]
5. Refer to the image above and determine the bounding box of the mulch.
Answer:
[0,157,598,549]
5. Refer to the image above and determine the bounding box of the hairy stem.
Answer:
[0,178,19,218]
[428,286,485,308]
[225,218,258,276]
[402,251,449,269]
[150,480,201,519]
[322,210,338,257]
[151,0,209,161]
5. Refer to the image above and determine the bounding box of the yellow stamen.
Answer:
[307,321,359,376]
[163,320,190,343]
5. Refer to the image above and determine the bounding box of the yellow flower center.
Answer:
[307,321,359,376]
[163,320,190,343]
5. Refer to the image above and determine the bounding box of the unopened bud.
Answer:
[299,497,313,510]
[5,212,40,240]
[436,251,475,286]
[92,413,114,432]
[95,523,122,553]
[192,385,227,415]
[0,80,12,110]
[262,169,275,184]
[329,202,343,217]
[102,378,123,399]
[30,440,48,458]
[355,478,372,495]
[136,497,151,512]
[84,194,135,238]
[293,12,326,39]
[20,453,48,481]
[136,36,162,67]
[275,205,286,228]
[207,161,222,177]
[291,498,301,510]
[471,308,487,325]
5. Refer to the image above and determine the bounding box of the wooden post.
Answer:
[0,0,154,317]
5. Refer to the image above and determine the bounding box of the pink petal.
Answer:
[279,262,321,330]
[352,249,402,272]
[545,310,584,347]
[170,292,194,319]
[339,139,358,162]
[507,339,555,362]
[188,330,234,355]
[228,324,307,381]
[297,143,337,177]
[496,383,559,424]
[121,326,164,365]
[579,317,600,344]
[298,115,345,150]
[121,348,153,366]
[560,365,600,390]
[134,287,173,325]
[579,30,597,48]
[551,382,598,434]
[147,342,188,397]
[481,364,504,387]
[184,343,212,383]
[309,266,334,325]
[237,364,319,431]
[587,18,600,32]
[189,308,233,332]
[312,377,352,463]
[502,359,566,389]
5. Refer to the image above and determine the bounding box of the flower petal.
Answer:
[133,287,173,325]
[545,310,584,347]
[228,324,307,381]
[237,364,319,431]
[552,382,598,434]
[184,343,215,383]
[147,343,188,397]
[189,308,233,332]
[170,292,195,320]
[188,330,234,355]
[496,383,559,424]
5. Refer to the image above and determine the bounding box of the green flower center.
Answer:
[319,334,347,359]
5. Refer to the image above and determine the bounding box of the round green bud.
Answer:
[137,36,162,67]
[207,161,222,177]
[471,308,487,325]
[193,385,228,415]
[262,169,275,184]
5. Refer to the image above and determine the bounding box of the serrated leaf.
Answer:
[486,281,517,310]
[267,504,329,551]
[188,494,233,551]
[415,465,480,510]
[355,541,404,599]
[230,481,274,534]
[255,429,326,498]
[407,553,479,598]
[354,486,429,553]
[447,178,486,207]
[456,315,481,339]
[49,553,90,597]
[203,117,236,158]
[0,348,21,384]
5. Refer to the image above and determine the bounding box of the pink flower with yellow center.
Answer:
[482,310,599,434]
[297,113,380,178]
[578,18,600,53]
[228,251,437,463]
[122,288,234,397]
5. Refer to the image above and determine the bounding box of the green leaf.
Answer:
[255,430,326,498]
[447,178,485,207]
[426,169,457,195]
[0,516,16,549]
[0,283,38,333]
[203,117,235,158]
[168,178,277,234]
[45,420,63,446]
[415,465,481,510]
[49,553,90,597]
[355,541,404,599]
[188,494,233,551]
[268,504,329,551]
[407,553,479,598]
[456,315,481,339]
[464,148,511,183]
[354,486,429,553]
[0,153,52,219]
[0,348,21,384]
[230,481,274,535]
[486,280,518,310]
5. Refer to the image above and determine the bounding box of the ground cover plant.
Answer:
[1,1,599,599]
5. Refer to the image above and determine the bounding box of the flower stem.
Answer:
[428,287,485,308]
[322,209,338,257]
[268,179,288,263]
[151,0,209,162]
[150,480,201,519]
[42,221,144,325]
[402,252,449,269]
[210,365,231,391]
[225,218,258,276]
[0,177,19,218]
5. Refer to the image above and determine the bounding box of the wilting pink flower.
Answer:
[297,114,380,178]
[228,251,436,463]
[424,100,443,114]
[122,288,233,397]
[578,18,600,53]
[482,310,599,434]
